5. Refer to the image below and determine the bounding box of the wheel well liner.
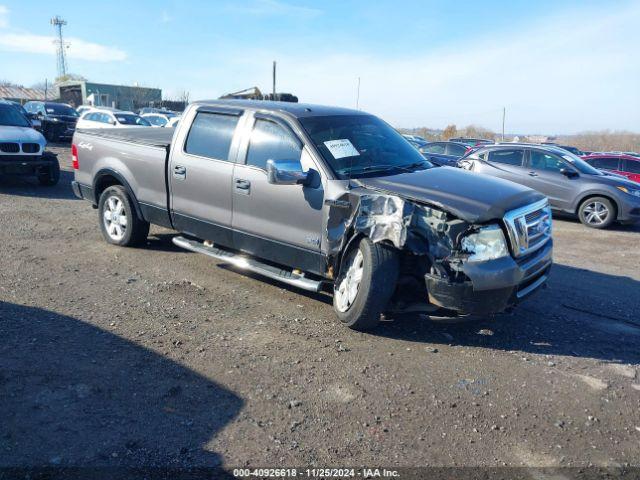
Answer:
[93,169,144,220]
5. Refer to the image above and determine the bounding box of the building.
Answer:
[0,85,48,103]
[57,81,162,111]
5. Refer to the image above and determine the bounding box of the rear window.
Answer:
[487,149,524,166]
[424,143,445,154]
[446,143,467,157]
[184,112,239,161]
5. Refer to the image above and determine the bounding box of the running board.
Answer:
[172,236,324,293]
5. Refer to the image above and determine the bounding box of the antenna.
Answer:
[50,15,68,78]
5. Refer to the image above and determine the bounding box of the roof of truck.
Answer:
[192,99,366,118]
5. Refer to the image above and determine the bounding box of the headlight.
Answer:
[49,117,59,122]
[617,186,640,197]
[461,225,509,262]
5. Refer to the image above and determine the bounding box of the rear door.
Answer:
[169,106,244,247]
[231,113,325,273]
[482,148,528,184]
[523,149,578,210]
[422,142,449,165]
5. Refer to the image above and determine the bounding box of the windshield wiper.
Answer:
[346,161,428,175]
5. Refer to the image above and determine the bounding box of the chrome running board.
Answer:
[172,236,323,293]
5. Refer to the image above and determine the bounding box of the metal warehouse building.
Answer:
[57,81,162,111]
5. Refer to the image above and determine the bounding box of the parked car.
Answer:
[76,105,94,117]
[23,101,79,142]
[72,100,552,331]
[582,153,640,183]
[138,107,177,117]
[419,141,472,166]
[449,137,493,146]
[0,101,59,185]
[141,113,175,127]
[77,109,151,129]
[459,144,640,228]
[543,143,584,156]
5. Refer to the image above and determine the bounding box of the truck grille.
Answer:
[0,142,20,153]
[22,143,40,153]
[503,199,552,258]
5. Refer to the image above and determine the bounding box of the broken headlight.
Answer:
[461,225,509,262]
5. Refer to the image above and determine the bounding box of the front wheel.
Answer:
[578,197,616,229]
[98,185,150,247]
[37,159,60,186]
[333,237,399,331]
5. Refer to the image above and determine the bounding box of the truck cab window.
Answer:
[184,112,239,161]
[246,119,302,170]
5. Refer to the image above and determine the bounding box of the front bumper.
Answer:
[616,194,640,222]
[425,239,553,315]
[0,156,56,175]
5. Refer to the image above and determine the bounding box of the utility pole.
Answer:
[502,107,506,141]
[44,79,48,100]
[272,61,276,100]
[50,16,68,79]
[356,77,361,110]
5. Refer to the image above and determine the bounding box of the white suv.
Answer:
[77,109,151,129]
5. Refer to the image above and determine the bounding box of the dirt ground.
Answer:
[1,145,639,474]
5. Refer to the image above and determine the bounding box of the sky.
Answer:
[0,0,638,134]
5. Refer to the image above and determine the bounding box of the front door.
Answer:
[169,107,244,247]
[523,149,578,210]
[231,115,325,273]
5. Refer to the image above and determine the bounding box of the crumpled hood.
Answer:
[355,166,545,223]
[0,126,46,145]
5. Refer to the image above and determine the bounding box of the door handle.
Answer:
[234,178,251,194]
[528,171,538,177]
[173,165,186,179]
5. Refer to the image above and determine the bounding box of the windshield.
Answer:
[45,104,79,117]
[299,114,432,179]
[556,149,602,175]
[115,114,151,126]
[0,104,31,127]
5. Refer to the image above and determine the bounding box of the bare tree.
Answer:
[442,124,458,140]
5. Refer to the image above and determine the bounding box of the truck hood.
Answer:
[0,126,46,145]
[355,166,545,223]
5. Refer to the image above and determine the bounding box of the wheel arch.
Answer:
[93,169,145,220]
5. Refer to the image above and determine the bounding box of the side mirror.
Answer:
[109,119,117,126]
[560,167,578,178]
[266,159,309,186]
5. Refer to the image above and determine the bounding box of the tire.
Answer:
[333,237,399,331]
[37,159,60,186]
[98,185,150,247]
[578,196,616,229]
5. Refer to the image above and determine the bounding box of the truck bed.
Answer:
[74,127,174,149]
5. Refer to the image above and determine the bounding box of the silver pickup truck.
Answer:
[72,100,553,330]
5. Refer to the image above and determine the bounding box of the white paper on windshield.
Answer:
[324,139,360,159]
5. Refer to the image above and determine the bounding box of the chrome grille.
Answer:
[503,199,552,258]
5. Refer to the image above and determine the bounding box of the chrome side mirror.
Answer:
[266,159,309,186]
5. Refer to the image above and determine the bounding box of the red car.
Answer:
[582,154,640,183]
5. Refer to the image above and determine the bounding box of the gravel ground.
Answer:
[1,145,639,473]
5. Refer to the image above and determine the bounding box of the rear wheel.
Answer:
[578,197,615,229]
[98,185,150,246]
[333,237,399,331]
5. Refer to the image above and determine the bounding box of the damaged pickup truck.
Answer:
[72,100,553,330]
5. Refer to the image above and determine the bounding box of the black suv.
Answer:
[24,101,79,143]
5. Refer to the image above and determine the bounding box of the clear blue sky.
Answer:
[1,0,638,134]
